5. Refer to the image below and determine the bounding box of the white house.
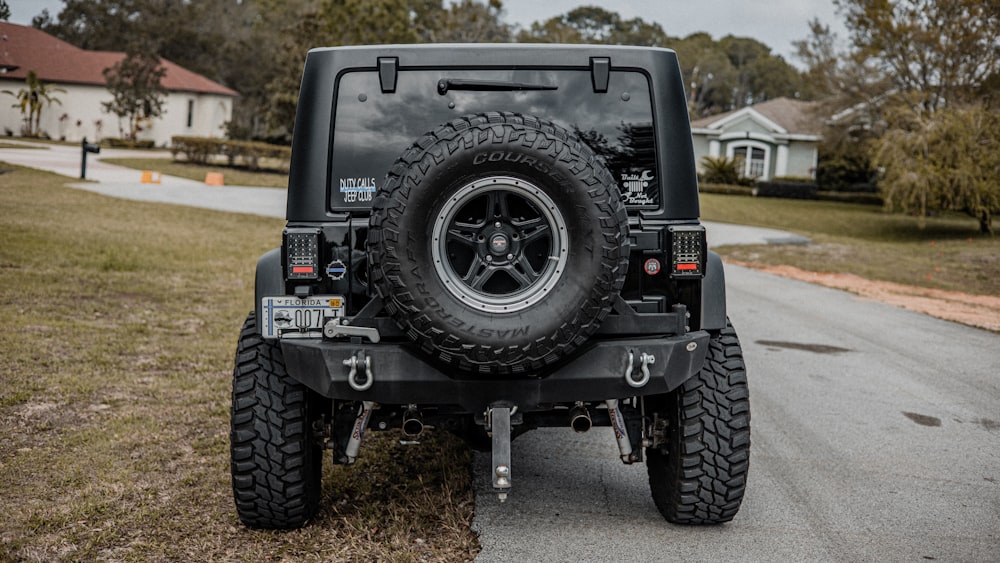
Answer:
[690,97,822,180]
[0,22,237,146]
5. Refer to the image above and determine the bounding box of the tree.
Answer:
[102,50,167,140]
[836,0,1000,111]
[517,6,669,46]
[806,0,1000,231]
[0,0,10,21]
[33,0,146,51]
[2,70,66,136]
[877,102,1000,234]
[423,0,511,43]
[677,32,807,118]
[720,36,804,108]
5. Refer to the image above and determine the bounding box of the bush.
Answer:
[101,138,155,149]
[700,155,744,185]
[754,180,818,200]
[816,190,883,205]
[699,183,754,196]
[170,136,291,172]
[770,175,816,183]
[817,152,877,191]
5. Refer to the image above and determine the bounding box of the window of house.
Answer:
[730,143,768,179]
[186,100,194,128]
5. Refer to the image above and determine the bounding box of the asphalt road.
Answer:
[6,142,998,560]
[472,265,1000,562]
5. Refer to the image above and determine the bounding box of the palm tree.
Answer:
[2,70,66,136]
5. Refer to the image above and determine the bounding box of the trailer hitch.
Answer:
[485,405,516,502]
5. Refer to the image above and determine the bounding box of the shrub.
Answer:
[700,155,742,185]
[170,136,291,172]
[816,190,883,205]
[698,183,754,196]
[754,180,818,200]
[102,138,156,149]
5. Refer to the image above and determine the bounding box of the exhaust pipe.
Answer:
[569,403,592,433]
[402,407,423,437]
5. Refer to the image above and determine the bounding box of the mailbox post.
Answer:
[80,137,101,179]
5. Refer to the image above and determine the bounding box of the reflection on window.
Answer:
[330,69,658,209]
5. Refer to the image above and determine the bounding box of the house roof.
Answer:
[690,97,820,136]
[0,22,238,97]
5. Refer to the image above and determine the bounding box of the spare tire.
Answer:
[369,112,628,375]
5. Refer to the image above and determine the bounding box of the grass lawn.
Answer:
[100,157,290,189]
[701,193,1000,298]
[0,142,49,150]
[0,163,477,561]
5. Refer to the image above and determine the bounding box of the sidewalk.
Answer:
[1,139,287,218]
[1,139,808,244]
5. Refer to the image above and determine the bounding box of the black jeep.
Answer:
[230,44,750,529]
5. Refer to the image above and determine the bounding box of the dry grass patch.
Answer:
[0,163,478,561]
[701,193,1000,298]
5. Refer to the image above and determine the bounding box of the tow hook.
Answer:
[624,350,655,388]
[342,351,374,391]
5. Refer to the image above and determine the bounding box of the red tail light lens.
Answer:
[667,225,706,278]
[284,228,321,280]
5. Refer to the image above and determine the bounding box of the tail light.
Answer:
[666,225,706,278]
[284,228,322,280]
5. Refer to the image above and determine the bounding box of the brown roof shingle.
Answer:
[691,97,820,135]
[0,22,237,97]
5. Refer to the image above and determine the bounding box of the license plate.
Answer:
[261,296,345,338]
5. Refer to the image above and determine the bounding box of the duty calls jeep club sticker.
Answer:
[338,177,377,203]
[619,169,656,206]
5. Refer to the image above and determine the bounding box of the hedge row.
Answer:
[816,191,883,205]
[102,138,156,149]
[754,180,819,200]
[170,136,291,172]
[699,183,755,196]
[700,180,882,206]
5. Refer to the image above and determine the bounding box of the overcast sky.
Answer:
[6,0,847,65]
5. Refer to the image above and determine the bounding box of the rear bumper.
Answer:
[280,331,710,413]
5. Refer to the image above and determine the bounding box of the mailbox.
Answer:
[80,137,101,179]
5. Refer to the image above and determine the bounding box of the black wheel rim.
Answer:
[431,176,568,313]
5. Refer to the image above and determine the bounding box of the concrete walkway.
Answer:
[1,139,288,218]
[1,139,808,245]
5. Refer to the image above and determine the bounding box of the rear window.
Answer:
[329,69,657,211]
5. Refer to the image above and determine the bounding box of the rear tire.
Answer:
[646,321,750,524]
[230,312,324,529]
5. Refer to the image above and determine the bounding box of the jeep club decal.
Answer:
[619,169,656,206]
[339,177,377,202]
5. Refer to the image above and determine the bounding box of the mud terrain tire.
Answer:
[647,321,750,524]
[230,312,324,529]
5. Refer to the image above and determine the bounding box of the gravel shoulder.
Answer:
[729,261,1000,332]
